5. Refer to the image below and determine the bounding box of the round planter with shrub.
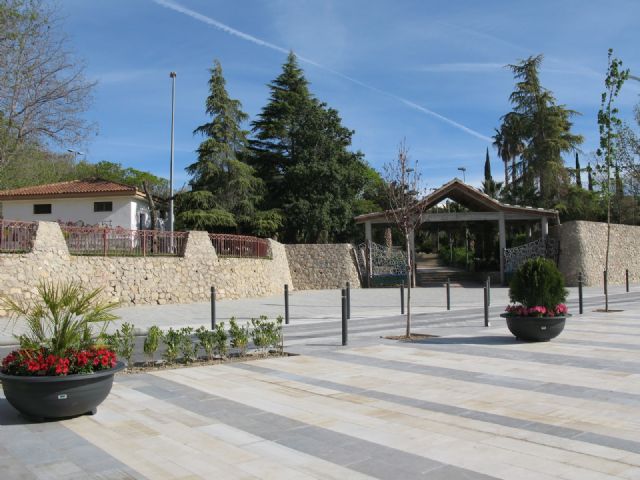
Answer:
[501,257,569,342]
[0,282,122,421]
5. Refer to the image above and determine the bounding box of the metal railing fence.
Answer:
[0,220,38,253]
[61,226,188,256]
[209,233,270,258]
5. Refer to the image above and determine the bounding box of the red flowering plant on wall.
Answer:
[504,257,569,318]
[1,282,120,377]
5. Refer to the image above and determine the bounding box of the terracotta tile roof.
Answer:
[0,179,140,199]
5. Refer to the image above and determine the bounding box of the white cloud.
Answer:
[93,69,161,85]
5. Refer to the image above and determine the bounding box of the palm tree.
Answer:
[493,113,525,198]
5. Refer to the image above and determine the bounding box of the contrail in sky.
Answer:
[152,0,493,143]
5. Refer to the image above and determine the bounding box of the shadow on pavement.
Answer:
[409,335,518,346]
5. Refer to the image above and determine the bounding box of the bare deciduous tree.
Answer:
[0,0,96,166]
[383,140,428,337]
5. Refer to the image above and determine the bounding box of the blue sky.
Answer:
[57,0,640,189]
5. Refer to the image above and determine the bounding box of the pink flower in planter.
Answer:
[555,304,568,315]
[526,305,547,316]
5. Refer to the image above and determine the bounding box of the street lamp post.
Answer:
[169,71,176,233]
[457,167,466,183]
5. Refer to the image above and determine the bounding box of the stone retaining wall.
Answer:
[285,243,360,290]
[0,222,293,316]
[551,220,640,286]
[0,222,362,316]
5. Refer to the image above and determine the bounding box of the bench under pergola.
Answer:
[354,178,559,284]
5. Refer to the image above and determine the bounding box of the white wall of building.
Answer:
[1,196,142,229]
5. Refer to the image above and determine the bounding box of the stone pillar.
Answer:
[499,214,506,284]
[541,217,548,239]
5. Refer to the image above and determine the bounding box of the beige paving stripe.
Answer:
[64,382,377,480]
[152,364,639,479]
[247,353,640,442]
[343,343,640,395]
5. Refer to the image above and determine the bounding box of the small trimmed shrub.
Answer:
[213,322,228,358]
[144,326,162,364]
[195,326,214,360]
[162,328,181,363]
[111,322,136,367]
[509,257,567,310]
[250,316,283,355]
[178,327,197,363]
[229,317,249,356]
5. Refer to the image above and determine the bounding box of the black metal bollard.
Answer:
[341,288,348,346]
[486,276,491,306]
[400,283,405,315]
[210,286,216,329]
[346,281,351,319]
[483,286,490,327]
[446,278,451,311]
[578,272,583,315]
[604,270,608,298]
[284,284,290,325]
[626,269,629,293]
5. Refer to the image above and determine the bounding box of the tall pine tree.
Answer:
[179,60,277,234]
[496,55,583,207]
[251,52,368,242]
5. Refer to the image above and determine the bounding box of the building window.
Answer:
[94,201,113,212]
[33,204,52,214]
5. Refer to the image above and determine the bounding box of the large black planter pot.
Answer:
[0,362,124,421]
[500,314,567,342]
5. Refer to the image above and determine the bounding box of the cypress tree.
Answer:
[575,152,582,188]
[484,147,491,180]
[587,163,594,191]
[482,148,500,198]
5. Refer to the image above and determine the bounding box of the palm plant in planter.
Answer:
[0,281,124,421]
[502,257,569,342]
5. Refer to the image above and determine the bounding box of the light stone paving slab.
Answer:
[2,288,640,478]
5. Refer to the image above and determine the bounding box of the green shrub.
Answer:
[438,245,469,268]
[195,326,215,360]
[143,326,162,364]
[250,316,283,355]
[229,317,249,356]
[113,322,136,367]
[509,257,567,309]
[162,328,181,363]
[178,327,197,363]
[213,322,228,358]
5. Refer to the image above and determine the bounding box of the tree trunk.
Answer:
[504,160,509,188]
[142,181,157,231]
[605,192,611,312]
[405,233,411,337]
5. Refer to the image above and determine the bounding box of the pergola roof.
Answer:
[354,178,558,224]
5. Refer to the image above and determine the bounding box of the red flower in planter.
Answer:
[1,347,118,377]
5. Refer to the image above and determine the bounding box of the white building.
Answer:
[0,179,159,230]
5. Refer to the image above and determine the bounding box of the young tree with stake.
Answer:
[383,141,428,337]
[597,49,628,311]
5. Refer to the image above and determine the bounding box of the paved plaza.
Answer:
[1,287,640,478]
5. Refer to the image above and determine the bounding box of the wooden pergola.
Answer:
[354,178,560,284]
